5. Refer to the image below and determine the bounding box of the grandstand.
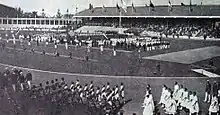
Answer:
[76,5,220,16]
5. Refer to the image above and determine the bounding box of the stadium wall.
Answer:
[0,17,82,29]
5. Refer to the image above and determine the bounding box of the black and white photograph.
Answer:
[0,0,219,115]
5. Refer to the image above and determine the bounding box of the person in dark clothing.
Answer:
[11,72,18,92]
[85,55,89,61]
[36,39,39,46]
[18,72,25,91]
[45,81,50,94]
[2,72,8,91]
[204,80,211,103]
[0,72,4,88]
[69,52,72,59]
[37,83,44,98]
[55,51,60,57]
[2,42,5,49]
[55,78,60,89]
[42,50,46,55]
[51,80,56,93]
[209,59,214,66]
[26,72,32,90]
[60,78,65,87]
[156,62,161,75]
[213,81,218,97]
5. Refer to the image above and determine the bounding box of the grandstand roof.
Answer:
[0,4,18,18]
[76,5,220,16]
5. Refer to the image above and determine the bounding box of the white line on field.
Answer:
[0,63,209,79]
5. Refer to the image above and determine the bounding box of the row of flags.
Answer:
[88,0,194,13]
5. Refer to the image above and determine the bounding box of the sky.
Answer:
[0,0,220,16]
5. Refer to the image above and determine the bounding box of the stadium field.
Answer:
[0,63,219,115]
[0,37,220,77]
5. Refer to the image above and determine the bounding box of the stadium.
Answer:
[0,2,219,115]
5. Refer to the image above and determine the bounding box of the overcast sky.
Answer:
[0,0,220,16]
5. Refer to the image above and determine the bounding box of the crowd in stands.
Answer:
[143,81,220,115]
[83,18,220,39]
[0,67,130,115]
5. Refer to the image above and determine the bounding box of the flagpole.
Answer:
[119,10,122,29]
[200,0,203,15]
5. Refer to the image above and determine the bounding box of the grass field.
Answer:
[0,37,220,77]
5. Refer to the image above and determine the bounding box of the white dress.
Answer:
[159,87,166,104]
[180,91,188,107]
[173,84,179,100]
[165,98,177,115]
[143,95,154,115]
[190,101,199,114]
[209,96,219,113]
[164,91,171,108]
[176,88,184,104]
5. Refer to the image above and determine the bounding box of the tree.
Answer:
[56,9,62,18]
[16,7,24,17]
[32,11,38,18]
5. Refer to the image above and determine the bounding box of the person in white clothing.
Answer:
[173,82,179,100]
[180,88,189,109]
[12,34,16,44]
[100,45,104,53]
[6,33,9,43]
[164,88,172,109]
[189,101,199,115]
[120,83,125,99]
[186,91,193,108]
[176,85,184,106]
[209,95,219,115]
[189,92,199,115]
[113,48,116,56]
[142,92,154,115]
[165,95,177,115]
[159,85,168,106]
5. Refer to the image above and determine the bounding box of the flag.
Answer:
[103,33,108,39]
[168,0,173,12]
[102,5,106,12]
[89,3,94,13]
[181,3,185,6]
[132,2,136,13]
[120,0,127,13]
[89,3,93,10]
[149,0,155,11]
[150,0,154,8]
[189,0,193,12]
[116,3,120,12]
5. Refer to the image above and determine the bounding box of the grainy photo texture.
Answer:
[0,0,219,115]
